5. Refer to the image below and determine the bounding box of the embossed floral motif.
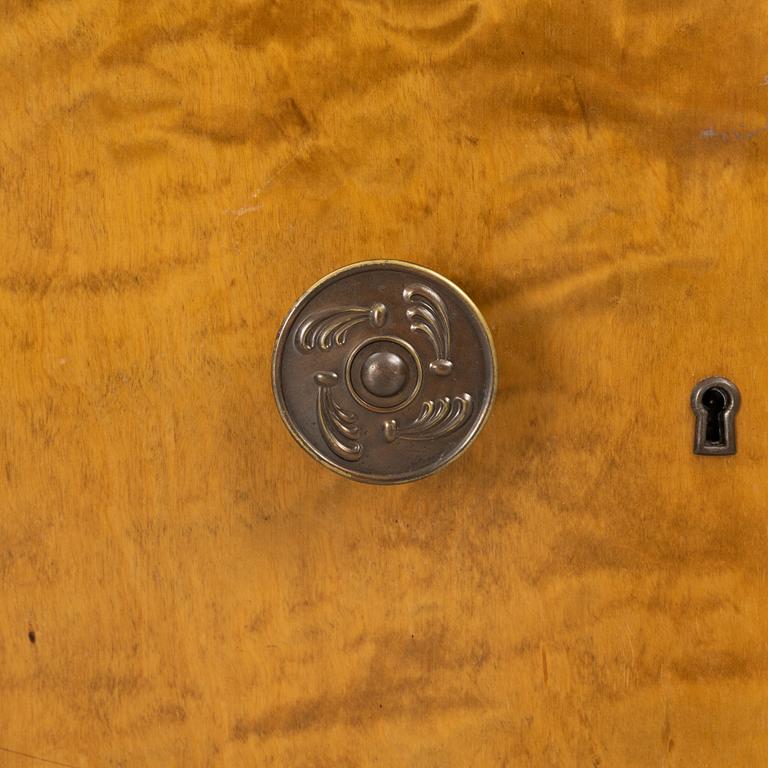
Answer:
[383,394,473,442]
[313,372,363,461]
[403,283,453,375]
[295,303,387,352]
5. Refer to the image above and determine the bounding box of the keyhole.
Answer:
[702,386,728,445]
[691,376,740,455]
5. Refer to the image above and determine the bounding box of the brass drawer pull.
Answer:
[272,261,496,484]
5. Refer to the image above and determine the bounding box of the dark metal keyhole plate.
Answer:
[690,377,740,455]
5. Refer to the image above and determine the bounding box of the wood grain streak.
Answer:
[1,0,767,765]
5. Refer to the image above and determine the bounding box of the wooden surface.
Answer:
[2,1,768,765]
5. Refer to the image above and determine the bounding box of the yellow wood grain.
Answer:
[1,1,768,765]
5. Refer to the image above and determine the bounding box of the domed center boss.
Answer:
[272,260,496,484]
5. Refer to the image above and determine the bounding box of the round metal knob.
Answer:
[272,260,496,484]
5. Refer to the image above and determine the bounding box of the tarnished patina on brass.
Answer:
[272,261,496,484]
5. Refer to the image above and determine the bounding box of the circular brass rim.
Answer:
[271,259,498,485]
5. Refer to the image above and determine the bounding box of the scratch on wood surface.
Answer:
[251,146,307,199]
[700,123,768,142]
[226,205,263,217]
[0,746,78,768]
